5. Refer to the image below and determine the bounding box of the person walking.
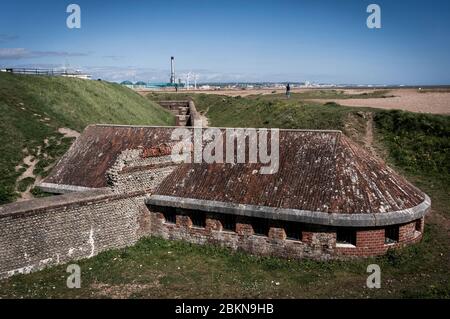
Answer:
[286,83,291,98]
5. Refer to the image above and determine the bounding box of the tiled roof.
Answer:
[43,125,176,188]
[153,130,425,215]
[44,125,426,215]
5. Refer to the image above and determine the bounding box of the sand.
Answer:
[316,89,450,115]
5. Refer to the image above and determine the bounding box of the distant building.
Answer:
[61,73,92,80]
[134,81,147,89]
[120,80,134,88]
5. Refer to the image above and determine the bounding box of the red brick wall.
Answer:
[336,218,424,257]
[400,222,416,242]
[148,208,335,260]
[176,214,192,228]
[336,228,385,257]
[269,227,286,241]
[147,205,424,259]
[236,222,254,236]
[205,215,221,231]
[302,232,314,244]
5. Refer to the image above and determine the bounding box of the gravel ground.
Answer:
[316,89,450,115]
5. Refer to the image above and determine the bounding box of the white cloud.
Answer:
[0,48,29,59]
[0,34,19,43]
[80,65,262,83]
[102,55,124,61]
[0,62,310,83]
[0,48,89,59]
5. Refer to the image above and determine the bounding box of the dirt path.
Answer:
[58,127,80,138]
[15,150,40,201]
[363,112,377,156]
[14,128,79,202]
[199,106,210,127]
[343,111,383,161]
[199,114,209,127]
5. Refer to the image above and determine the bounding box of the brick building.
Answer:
[0,123,430,278]
[44,125,430,259]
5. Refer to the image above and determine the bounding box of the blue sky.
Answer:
[1,0,450,84]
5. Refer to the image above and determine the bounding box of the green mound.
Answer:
[0,73,174,204]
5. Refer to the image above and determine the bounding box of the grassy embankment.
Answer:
[147,91,378,129]
[0,73,174,204]
[0,91,448,298]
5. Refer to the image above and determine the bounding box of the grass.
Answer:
[146,92,375,130]
[0,73,174,204]
[17,177,35,193]
[374,111,449,183]
[417,88,450,93]
[0,232,448,299]
[374,110,450,217]
[249,89,395,101]
[0,91,448,298]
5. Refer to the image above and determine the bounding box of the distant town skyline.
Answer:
[1,0,450,84]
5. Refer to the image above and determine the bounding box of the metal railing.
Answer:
[1,68,90,77]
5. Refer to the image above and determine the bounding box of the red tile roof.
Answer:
[44,125,176,188]
[43,125,426,215]
[154,130,425,215]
